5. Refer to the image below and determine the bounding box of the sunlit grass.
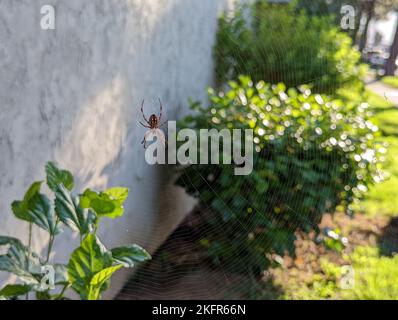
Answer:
[278,246,398,300]
[362,144,398,217]
[374,110,398,136]
[337,88,393,110]
[361,91,398,217]
[382,76,398,89]
[366,90,395,111]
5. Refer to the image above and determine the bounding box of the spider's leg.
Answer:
[141,136,148,149]
[139,121,151,128]
[158,98,163,122]
[159,121,167,128]
[141,100,150,123]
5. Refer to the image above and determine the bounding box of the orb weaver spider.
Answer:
[139,99,167,149]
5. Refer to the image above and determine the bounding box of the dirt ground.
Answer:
[117,210,398,300]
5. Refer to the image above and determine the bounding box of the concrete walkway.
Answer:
[367,80,398,106]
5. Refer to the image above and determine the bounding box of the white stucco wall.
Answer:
[0,0,241,298]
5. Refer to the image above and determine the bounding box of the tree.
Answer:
[374,0,398,18]
[381,1,398,75]
[359,0,377,52]
[385,18,398,75]
[295,0,398,51]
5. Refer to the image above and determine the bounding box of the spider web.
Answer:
[115,0,354,300]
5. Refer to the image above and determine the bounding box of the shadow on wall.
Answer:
[0,0,240,298]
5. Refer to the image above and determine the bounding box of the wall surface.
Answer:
[0,0,239,298]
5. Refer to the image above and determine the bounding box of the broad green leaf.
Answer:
[45,162,74,192]
[55,184,90,234]
[26,193,59,235]
[0,236,25,247]
[24,181,42,202]
[103,187,129,205]
[87,265,122,300]
[12,181,42,221]
[80,187,129,219]
[111,244,151,267]
[11,182,60,235]
[0,284,32,298]
[11,201,30,222]
[67,234,112,300]
[0,236,40,285]
[80,189,115,214]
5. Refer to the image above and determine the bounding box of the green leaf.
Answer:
[67,234,113,300]
[87,265,122,300]
[28,193,59,235]
[103,187,129,205]
[12,181,42,222]
[111,244,151,267]
[0,284,32,298]
[80,189,115,214]
[80,187,128,219]
[11,182,60,235]
[55,184,91,234]
[0,236,40,285]
[46,162,74,192]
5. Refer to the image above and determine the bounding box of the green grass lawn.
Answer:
[366,90,396,111]
[278,246,398,300]
[382,76,398,89]
[362,91,398,217]
[362,136,398,217]
[335,88,398,216]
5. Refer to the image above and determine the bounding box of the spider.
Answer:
[139,99,167,149]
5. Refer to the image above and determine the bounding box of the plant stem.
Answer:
[55,284,69,300]
[46,218,59,264]
[26,222,33,300]
[45,234,54,264]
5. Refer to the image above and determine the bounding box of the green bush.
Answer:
[177,76,385,275]
[0,162,151,300]
[214,2,366,93]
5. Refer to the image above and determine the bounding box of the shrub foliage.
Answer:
[177,77,384,274]
[214,2,366,93]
